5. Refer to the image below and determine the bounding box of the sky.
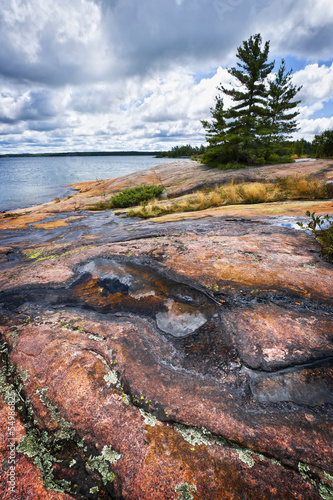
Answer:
[0,0,333,154]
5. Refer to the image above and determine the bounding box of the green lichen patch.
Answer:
[323,472,333,485]
[88,333,105,341]
[0,340,103,496]
[36,388,75,441]
[319,484,333,500]
[89,486,99,494]
[175,423,212,447]
[17,431,42,458]
[235,448,255,468]
[86,445,121,486]
[139,409,158,427]
[103,370,119,387]
[298,462,333,499]
[175,482,197,500]
[17,426,72,493]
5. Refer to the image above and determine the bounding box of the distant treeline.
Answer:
[156,133,333,160]
[156,144,206,158]
[0,151,161,158]
[292,131,333,158]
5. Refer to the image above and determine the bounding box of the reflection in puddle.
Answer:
[72,258,218,338]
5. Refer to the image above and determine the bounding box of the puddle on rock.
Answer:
[70,258,218,338]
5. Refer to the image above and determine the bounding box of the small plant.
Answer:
[110,185,164,208]
[297,211,333,262]
[89,184,164,210]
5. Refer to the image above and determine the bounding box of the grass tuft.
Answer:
[128,175,330,219]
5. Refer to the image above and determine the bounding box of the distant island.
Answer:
[0,151,161,158]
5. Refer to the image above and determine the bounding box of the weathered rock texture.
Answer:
[0,207,333,499]
[0,160,333,498]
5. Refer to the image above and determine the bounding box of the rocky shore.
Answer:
[0,160,333,499]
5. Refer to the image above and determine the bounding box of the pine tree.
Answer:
[221,33,274,163]
[262,59,302,158]
[200,90,228,165]
[312,129,333,158]
[202,34,302,167]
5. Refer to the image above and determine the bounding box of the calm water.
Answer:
[0,155,180,211]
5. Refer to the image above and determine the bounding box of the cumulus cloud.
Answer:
[0,0,332,152]
[292,63,333,104]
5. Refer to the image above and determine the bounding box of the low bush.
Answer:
[110,185,164,208]
[297,211,333,262]
[89,185,164,210]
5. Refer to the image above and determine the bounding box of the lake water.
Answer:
[0,155,181,211]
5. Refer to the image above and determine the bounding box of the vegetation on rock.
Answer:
[297,211,333,262]
[128,175,330,219]
[201,33,302,167]
[90,184,164,210]
[312,129,333,158]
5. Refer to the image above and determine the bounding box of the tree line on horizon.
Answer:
[159,132,333,162]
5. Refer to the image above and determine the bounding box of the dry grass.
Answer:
[128,175,330,219]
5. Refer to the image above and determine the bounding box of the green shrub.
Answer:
[89,184,164,210]
[297,211,333,263]
[110,185,164,208]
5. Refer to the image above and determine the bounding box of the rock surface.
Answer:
[0,161,333,499]
[1,158,332,223]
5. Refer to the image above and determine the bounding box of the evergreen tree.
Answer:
[262,60,302,157]
[202,34,302,167]
[221,33,274,163]
[312,129,333,158]
[292,138,314,158]
[200,91,228,165]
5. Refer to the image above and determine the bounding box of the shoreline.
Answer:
[0,159,332,232]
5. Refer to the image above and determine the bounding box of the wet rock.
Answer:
[0,212,332,498]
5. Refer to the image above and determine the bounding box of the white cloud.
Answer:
[0,0,332,152]
[292,63,333,104]
[297,117,333,141]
